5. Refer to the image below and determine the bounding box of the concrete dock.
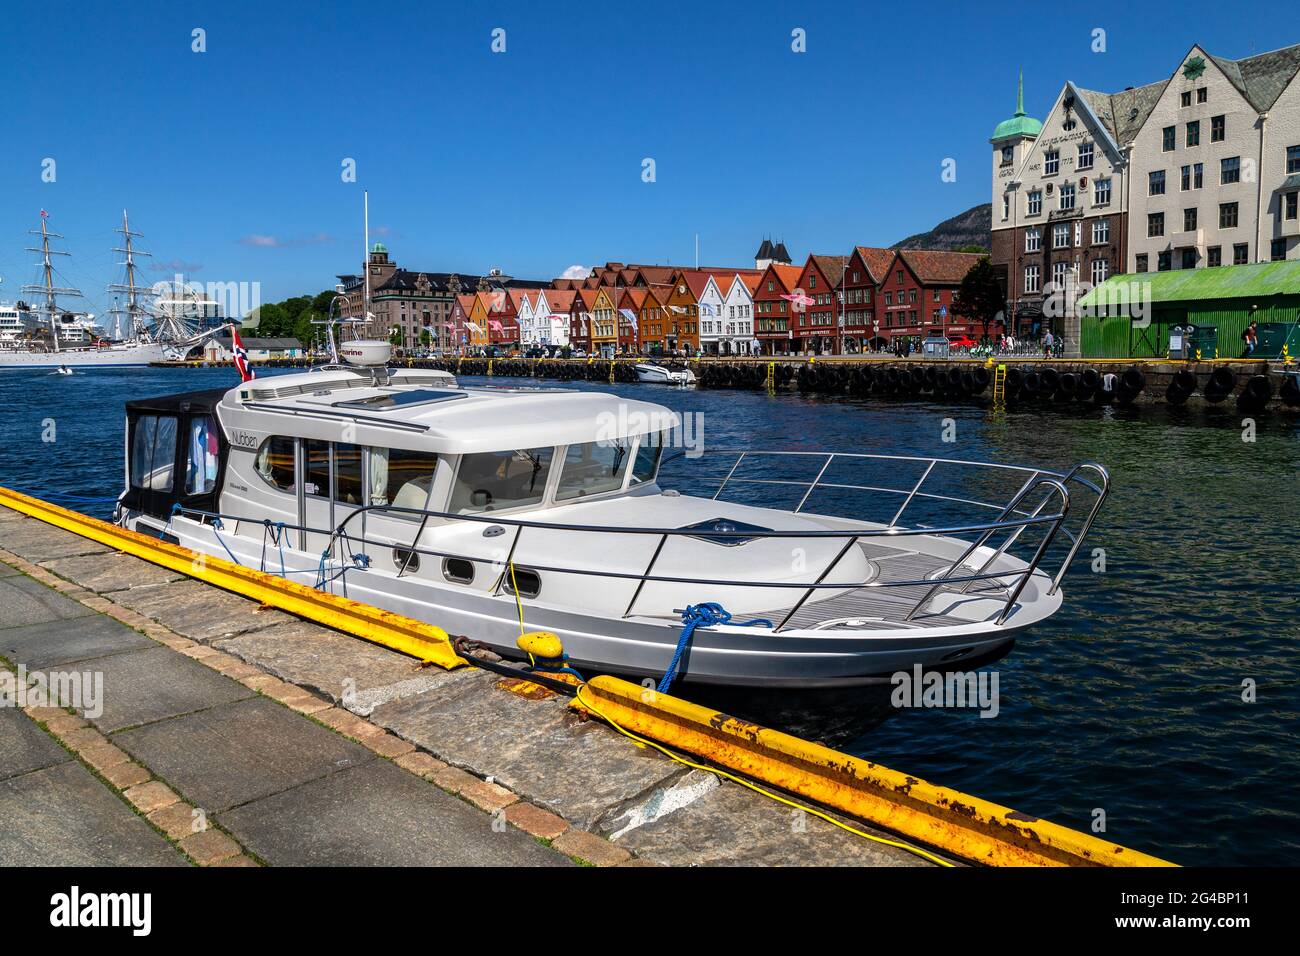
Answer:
[0,503,926,867]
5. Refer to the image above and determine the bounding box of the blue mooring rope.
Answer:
[658,602,774,693]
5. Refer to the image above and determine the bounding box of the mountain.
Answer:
[892,203,991,253]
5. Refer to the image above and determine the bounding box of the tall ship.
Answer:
[0,211,180,369]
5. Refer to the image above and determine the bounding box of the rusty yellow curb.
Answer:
[0,487,465,670]
[576,675,1175,867]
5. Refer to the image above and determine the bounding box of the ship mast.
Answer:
[108,210,154,343]
[22,213,84,354]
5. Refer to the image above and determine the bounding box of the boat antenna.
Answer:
[22,211,83,355]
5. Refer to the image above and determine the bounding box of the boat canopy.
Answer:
[223,373,680,455]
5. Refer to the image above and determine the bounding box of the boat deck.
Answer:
[765,542,1012,632]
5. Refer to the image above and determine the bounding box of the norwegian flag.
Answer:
[231,327,255,382]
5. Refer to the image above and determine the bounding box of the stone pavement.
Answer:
[0,505,930,867]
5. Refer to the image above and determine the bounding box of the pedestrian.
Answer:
[1043,329,1054,358]
[1241,322,1258,357]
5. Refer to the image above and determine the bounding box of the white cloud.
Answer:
[239,233,332,249]
[560,264,589,279]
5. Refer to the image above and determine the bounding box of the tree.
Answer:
[246,302,288,337]
[951,257,1004,341]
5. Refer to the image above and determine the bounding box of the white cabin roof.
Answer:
[219,368,679,455]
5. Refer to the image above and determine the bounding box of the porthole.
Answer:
[393,547,420,573]
[503,567,541,599]
[443,557,475,585]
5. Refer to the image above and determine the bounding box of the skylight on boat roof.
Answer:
[333,388,468,411]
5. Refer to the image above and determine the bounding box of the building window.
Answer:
[1207,246,1222,267]
[1052,262,1069,287]
[1184,207,1198,232]
[1233,243,1249,265]
[1093,218,1110,244]
[1025,227,1042,252]
[1162,126,1176,151]
[1158,251,1172,271]
[1287,191,1299,221]
[1094,177,1111,205]
[1197,88,1208,104]
[1060,183,1076,210]
[1287,145,1300,174]
[1024,264,1040,293]
[1272,238,1288,261]
[1136,254,1149,273]
[1027,190,1043,216]
[1053,223,1070,248]
[1078,142,1094,170]
[1148,212,1165,237]
[1002,194,1010,220]
[1149,170,1166,195]
[1193,163,1204,189]
[1211,115,1225,142]
[1219,202,1239,228]
[1180,91,1192,107]
[1001,145,1014,167]
[1220,156,1241,185]
[1186,120,1200,148]
[1181,248,1198,270]
[1044,150,1059,175]
[1091,258,1109,285]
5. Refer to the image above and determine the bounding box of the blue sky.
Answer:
[0,0,1288,309]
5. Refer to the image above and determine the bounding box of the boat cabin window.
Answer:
[130,414,178,492]
[369,446,439,512]
[333,443,364,504]
[450,447,554,514]
[555,439,632,501]
[630,432,666,486]
[185,416,221,495]
[304,439,330,497]
[255,436,296,492]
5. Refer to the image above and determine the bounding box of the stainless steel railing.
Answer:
[169,451,1107,631]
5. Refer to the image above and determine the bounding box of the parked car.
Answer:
[947,334,977,349]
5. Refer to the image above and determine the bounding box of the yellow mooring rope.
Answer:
[572,683,956,868]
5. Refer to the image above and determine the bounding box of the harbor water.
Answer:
[0,365,1296,866]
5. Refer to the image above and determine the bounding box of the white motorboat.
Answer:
[635,362,696,386]
[114,349,1108,688]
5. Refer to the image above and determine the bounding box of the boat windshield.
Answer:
[450,447,554,514]
[555,439,633,501]
[630,433,665,485]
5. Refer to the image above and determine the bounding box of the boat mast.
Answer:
[22,213,83,354]
[108,210,153,342]
[363,189,371,340]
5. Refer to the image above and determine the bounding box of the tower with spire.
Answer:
[990,70,1042,213]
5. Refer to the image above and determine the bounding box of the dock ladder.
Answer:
[765,361,776,394]
[992,363,1007,404]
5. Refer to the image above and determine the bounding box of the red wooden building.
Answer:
[791,255,848,354]
[878,250,986,345]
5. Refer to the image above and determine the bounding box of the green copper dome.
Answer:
[371,242,388,254]
[993,70,1042,140]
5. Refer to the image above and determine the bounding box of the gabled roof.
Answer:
[574,287,601,308]
[756,262,802,294]
[619,287,649,309]
[896,250,984,284]
[1074,80,1166,146]
[1208,43,1300,112]
[542,289,576,312]
[771,241,791,263]
[851,246,895,284]
[755,239,774,259]
[806,254,849,288]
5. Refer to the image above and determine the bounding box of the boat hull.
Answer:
[0,343,169,368]
[135,512,1042,688]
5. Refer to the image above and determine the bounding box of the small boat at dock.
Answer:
[112,341,1110,688]
[635,362,696,385]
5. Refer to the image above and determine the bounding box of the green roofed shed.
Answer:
[1076,261,1300,359]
